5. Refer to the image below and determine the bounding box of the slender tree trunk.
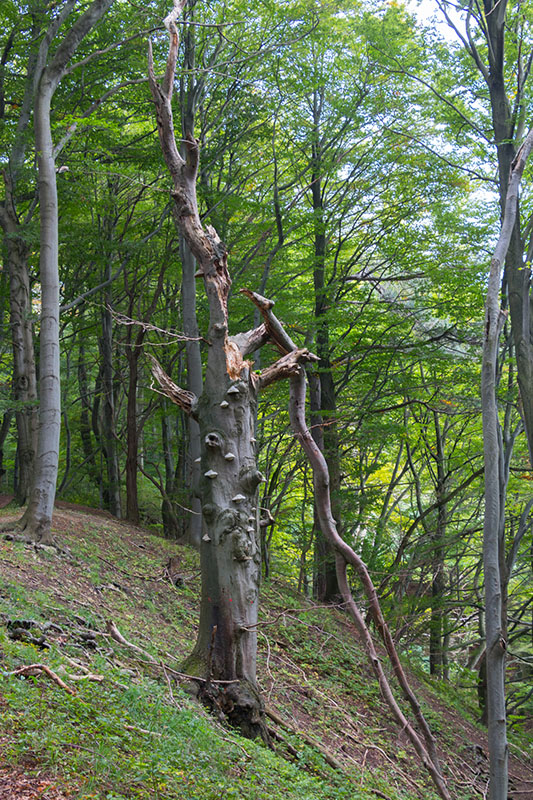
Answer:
[246,291,450,800]
[6,231,38,505]
[17,81,61,543]
[481,127,533,800]
[429,412,448,678]
[100,303,121,517]
[310,98,340,601]
[125,346,140,523]
[1,0,115,541]
[77,339,99,485]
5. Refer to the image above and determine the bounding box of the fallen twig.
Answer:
[106,620,157,663]
[4,663,76,695]
[266,706,344,771]
[124,724,162,737]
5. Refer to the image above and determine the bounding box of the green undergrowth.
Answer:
[0,506,531,799]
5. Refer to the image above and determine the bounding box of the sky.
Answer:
[405,0,463,43]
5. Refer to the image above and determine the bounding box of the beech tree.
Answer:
[147,0,317,735]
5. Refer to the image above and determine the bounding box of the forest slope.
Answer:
[0,504,532,800]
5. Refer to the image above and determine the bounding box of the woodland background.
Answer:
[1,0,533,798]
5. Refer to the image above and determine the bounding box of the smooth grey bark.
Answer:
[441,4,533,796]
[13,0,115,542]
[481,128,533,800]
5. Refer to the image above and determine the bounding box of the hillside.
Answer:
[0,504,532,800]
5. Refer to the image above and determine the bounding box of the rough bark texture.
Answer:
[179,231,203,548]
[6,231,38,504]
[147,11,265,735]
[147,5,316,736]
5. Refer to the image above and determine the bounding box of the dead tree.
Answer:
[147,3,316,737]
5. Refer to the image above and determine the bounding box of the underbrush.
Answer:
[0,507,531,799]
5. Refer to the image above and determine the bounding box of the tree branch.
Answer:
[148,355,198,417]
[258,348,319,389]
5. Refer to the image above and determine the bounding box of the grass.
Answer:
[0,505,532,799]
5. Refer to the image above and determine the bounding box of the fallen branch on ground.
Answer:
[3,663,76,695]
[266,706,344,771]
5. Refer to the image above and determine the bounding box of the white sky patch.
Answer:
[405,0,464,43]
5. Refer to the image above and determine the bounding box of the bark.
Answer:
[481,126,533,800]
[101,304,122,517]
[3,0,115,542]
[310,90,340,603]
[178,4,203,549]
[147,7,313,735]
[429,412,448,679]
[0,411,12,486]
[6,230,38,504]
[179,231,203,547]
[17,76,61,544]
[147,11,266,735]
[247,291,451,800]
[0,16,42,504]
[77,339,99,486]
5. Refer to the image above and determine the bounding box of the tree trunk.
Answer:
[6,230,38,504]
[100,303,122,517]
[429,412,448,678]
[125,345,140,524]
[147,12,315,735]
[480,127,533,800]
[2,0,115,542]
[310,95,340,602]
[17,78,61,544]
[77,339,100,487]
[179,232,203,548]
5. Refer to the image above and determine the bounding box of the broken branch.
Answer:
[258,348,319,389]
[148,355,198,416]
[5,663,76,695]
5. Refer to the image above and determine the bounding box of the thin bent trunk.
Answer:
[481,128,533,800]
[247,290,451,800]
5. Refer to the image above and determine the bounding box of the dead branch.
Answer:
[230,324,270,357]
[106,620,157,663]
[266,706,344,771]
[258,349,319,389]
[243,286,451,800]
[241,288,295,354]
[5,663,76,695]
[124,723,163,736]
[148,355,198,416]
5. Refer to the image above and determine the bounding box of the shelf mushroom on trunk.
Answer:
[147,3,317,738]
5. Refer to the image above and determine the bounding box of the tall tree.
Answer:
[147,0,316,735]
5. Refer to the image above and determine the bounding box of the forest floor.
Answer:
[0,503,532,800]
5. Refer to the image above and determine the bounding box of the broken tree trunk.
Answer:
[147,4,316,738]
